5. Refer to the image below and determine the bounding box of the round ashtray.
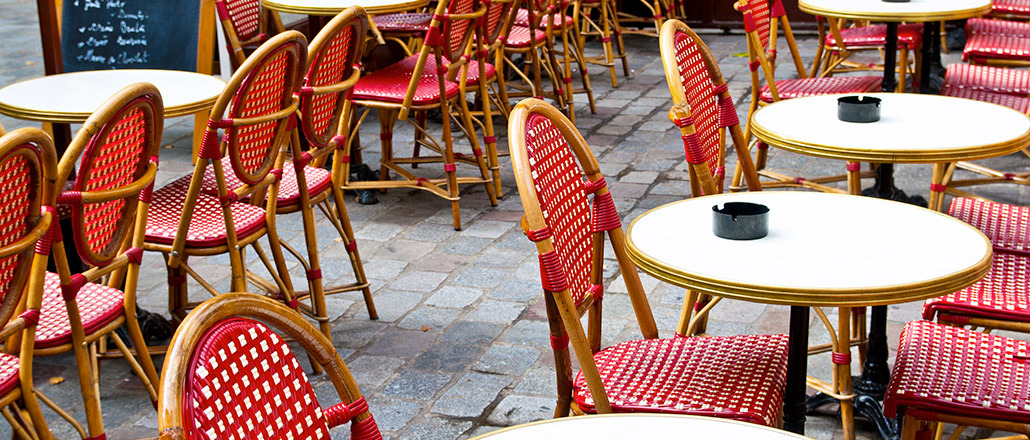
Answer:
[881,0,910,3]
[837,95,881,123]
[712,202,769,240]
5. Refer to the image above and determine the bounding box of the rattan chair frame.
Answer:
[810,18,921,92]
[283,8,377,338]
[0,127,58,440]
[31,83,163,440]
[575,0,630,88]
[343,0,498,230]
[501,0,571,118]
[143,31,306,321]
[158,293,381,440]
[216,0,287,68]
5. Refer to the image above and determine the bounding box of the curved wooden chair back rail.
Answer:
[575,0,631,88]
[0,127,60,440]
[159,293,382,440]
[278,8,378,344]
[732,0,880,195]
[30,83,164,440]
[509,99,790,426]
[142,31,306,323]
[344,0,498,230]
[810,17,922,92]
[216,0,287,68]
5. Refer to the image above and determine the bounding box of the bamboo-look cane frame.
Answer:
[500,0,572,118]
[279,8,378,347]
[0,128,58,440]
[898,408,1030,440]
[509,99,660,417]
[544,0,598,121]
[344,0,497,230]
[144,31,306,321]
[158,293,376,440]
[575,0,631,88]
[34,83,163,440]
[730,0,869,195]
[809,18,920,93]
[216,0,287,69]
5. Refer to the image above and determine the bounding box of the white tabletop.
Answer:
[626,192,991,307]
[471,414,813,440]
[749,93,1030,164]
[262,0,429,15]
[799,0,990,22]
[0,70,226,123]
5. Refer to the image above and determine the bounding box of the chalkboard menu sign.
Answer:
[61,0,201,72]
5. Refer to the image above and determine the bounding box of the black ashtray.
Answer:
[837,95,881,122]
[712,202,769,240]
[882,0,910,3]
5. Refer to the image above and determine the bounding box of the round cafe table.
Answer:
[471,414,814,440]
[263,0,428,15]
[626,191,992,439]
[799,0,990,93]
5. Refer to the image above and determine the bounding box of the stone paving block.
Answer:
[464,299,525,324]
[489,278,540,302]
[441,236,494,255]
[355,222,406,242]
[399,305,463,331]
[426,286,484,308]
[619,171,659,184]
[365,327,439,356]
[372,238,438,262]
[453,266,510,289]
[383,370,453,399]
[474,248,530,268]
[347,355,405,389]
[400,416,474,440]
[431,372,513,418]
[486,395,556,426]
[367,289,423,322]
[362,259,408,280]
[389,270,449,292]
[512,366,556,396]
[462,219,517,239]
[367,397,424,432]
[473,344,540,375]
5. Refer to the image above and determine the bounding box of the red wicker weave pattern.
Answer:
[940,86,1030,113]
[966,18,1030,37]
[373,13,433,32]
[513,8,574,28]
[0,353,19,396]
[949,198,1030,249]
[994,0,1030,17]
[229,50,290,181]
[525,114,592,306]
[743,0,773,54]
[442,0,477,60]
[75,106,148,263]
[884,320,1030,423]
[963,32,1030,62]
[0,154,32,303]
[184,318,332,440]
[944,64,1030,96]
[923,252,1030,323]
[195,159,331,207]
[484,0,506,43]
[673,30,721,176]
[351,55,461,105]
[144,179,267,247]
[825,24,923,48]
[572,334,789,426]
[224,0,262,41]
[304,29,353,147]
[504,25,548,48]
[35,272,125,349]
[759,75,882,102]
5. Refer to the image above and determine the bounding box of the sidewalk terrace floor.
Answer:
[3,0,1030,438]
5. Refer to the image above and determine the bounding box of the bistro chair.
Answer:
[32,83,163,440]
[345,0,498,230]
[0,128,59,440]
[884,320,1030,440]
[733,0,882,193]
[810,19,922,92]
[158,293,382,440]
[502,0,569,118]
[963,18,1030,66]
[509,98,790,425]
[575,0,630,87]
[215,0,287,68]
[143,31,306,321]
[993,0,1030,20]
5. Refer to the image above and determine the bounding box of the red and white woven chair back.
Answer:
[669,28,723,178]
[204,31,306,186]
[433,0,481,61]
[0,130,55,324]
[522,112,597,307]
[300,9,367,150]
[218,0,264,42]
[62,85,162,267]
[738,0,781,53]
[483,0,514,43]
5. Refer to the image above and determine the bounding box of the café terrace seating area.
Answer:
[3,0,1030,438]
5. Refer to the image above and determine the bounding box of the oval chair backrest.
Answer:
[214,31,306,187]
[483,0,513,45]
[439,0,481,62]
[300,8,368,150]
[739,0,775,53]
[664,24,723,182]
[182,317,331,440]
[521,112,594,307]
[61,84,162,267]
[220,0,263,42]
[0,129,55,325]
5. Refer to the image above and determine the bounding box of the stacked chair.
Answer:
[346,0,498,230]
[143,32,306,321]
[214,0,287,68]
[509,97,790,425]
[963,18,1030,66]
[0,128,59,439]
[32,83,164,440]
[158,293,382,440]
[660,19,862,440]
[733,0,882,193]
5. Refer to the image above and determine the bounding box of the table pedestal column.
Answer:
[784,306,811,435]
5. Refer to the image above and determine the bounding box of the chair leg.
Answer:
[378,108,400,183]
[66,304,105,439]
[897,47,909,92]
[455,97,498,208]
[610,3,630,77]
[326,180,377,320]
[566,23,597,115]
[477,73,504,199]
[836,307,855,440]
[166,254,189,322]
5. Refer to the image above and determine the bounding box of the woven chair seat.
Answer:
[758,75,881,102]
[944,63,1030,96]
[824,23,922,48]
[514,8,574,28]
[505,25,549,48]
[964,32,1030,62]
[351,54,462,105]
[372,12,432,33]
[923,251,1030,323]
[0,354,18,396]
[572,334,790,426]
[884,320,1030,423]
[190,159,333,208]
[36,272,125,349]
[994,0,1030,17]
[145,178,267,247]
[950,198,1030,250]
[967,18,1030,37]
[940,85,1030,112]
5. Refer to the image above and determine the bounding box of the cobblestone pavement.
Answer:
[3,0,1030,438]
